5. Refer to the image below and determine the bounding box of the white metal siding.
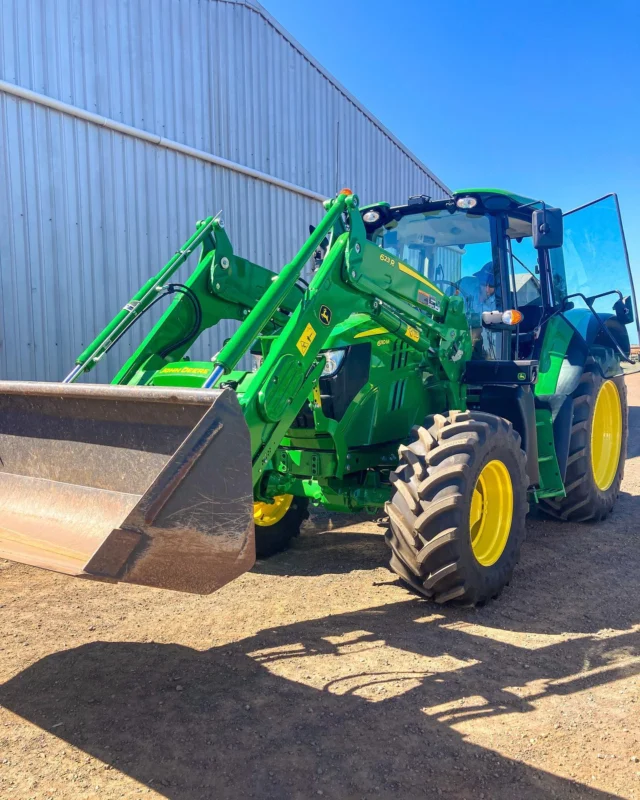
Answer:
[0,0,449,381]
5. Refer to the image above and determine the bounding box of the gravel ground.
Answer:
[1,376,639,800]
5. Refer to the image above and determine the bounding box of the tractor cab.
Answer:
[361,188,638,500]
[361,189,638,364]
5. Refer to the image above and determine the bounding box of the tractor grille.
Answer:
[320,343,371,421]
[390,339,410,370]
[289,343,371,427]
[390,379,407,411]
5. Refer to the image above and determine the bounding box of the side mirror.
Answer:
[614,295,635,325]
[532,207,563,249]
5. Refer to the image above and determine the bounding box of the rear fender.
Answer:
[538,309,626,399]
[533,310,628,487]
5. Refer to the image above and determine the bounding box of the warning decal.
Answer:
[296,323,317,355]
[417,289,441,312]
[405,326,420,343]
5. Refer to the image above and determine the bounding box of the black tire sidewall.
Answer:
[254,497,309,558]
[385,410,529,605]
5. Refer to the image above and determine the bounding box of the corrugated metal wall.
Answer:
[0,0,449,381]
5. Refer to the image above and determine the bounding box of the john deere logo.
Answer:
[517,372,526,381]
[319,305,332,326]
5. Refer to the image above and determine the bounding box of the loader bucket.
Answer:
[0,382,255,594]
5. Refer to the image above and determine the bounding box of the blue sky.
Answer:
[262,0,640,285]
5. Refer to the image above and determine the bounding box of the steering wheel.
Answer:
[439,279,460,296]
[433,278,473,304]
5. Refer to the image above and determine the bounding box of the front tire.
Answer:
[540,363,627,522]
[385,410,528,605]
[254,495,309,557]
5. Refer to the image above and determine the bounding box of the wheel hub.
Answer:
[254,494,293,527]
[591,380,622,491]
[469,459,513,567]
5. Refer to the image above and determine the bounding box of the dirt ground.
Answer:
[1,377,640,800]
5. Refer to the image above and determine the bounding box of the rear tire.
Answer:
[254,496,309,557]
[385,410,528,605]
[540,363,627,522]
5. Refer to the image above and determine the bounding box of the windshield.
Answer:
[379,208,494,291]
[379,208,500,359]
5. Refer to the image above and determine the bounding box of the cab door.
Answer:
[550,193,639,347]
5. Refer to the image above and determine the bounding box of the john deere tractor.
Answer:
[0,188,636,605]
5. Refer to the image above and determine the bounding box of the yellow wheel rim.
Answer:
[591,380,622,491]
[469,459,513,567]
[254,494,294,527]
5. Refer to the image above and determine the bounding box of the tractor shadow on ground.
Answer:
[4,480,640,799]
[1,598,637,800]
[4,493,640,798]
[0,601,640,800]
[254,513,389,578]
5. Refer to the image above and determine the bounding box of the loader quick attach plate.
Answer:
[0,383,255,594]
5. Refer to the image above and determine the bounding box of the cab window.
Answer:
[379,209,502,360]
[506,217,542,309]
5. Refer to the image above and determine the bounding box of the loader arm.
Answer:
[203,190,472,490]
[68,218,302,385]
[66,190,470,476]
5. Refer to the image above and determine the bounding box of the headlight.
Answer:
[362,210,380,224]
[251,353,263,372]
[321,349,346,377]
[456,196,478,209]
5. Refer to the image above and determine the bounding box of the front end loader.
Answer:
[0,188,636,604]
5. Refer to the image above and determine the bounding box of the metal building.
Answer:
[0,0,450,381]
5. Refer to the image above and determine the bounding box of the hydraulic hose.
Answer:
[158,284,203,358]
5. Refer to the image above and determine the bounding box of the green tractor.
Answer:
[0,188,636,605]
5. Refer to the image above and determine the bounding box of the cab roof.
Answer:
[453,188,542,209]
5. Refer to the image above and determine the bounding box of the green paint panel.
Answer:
[534,408,566,498]
[535,315,575,396]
